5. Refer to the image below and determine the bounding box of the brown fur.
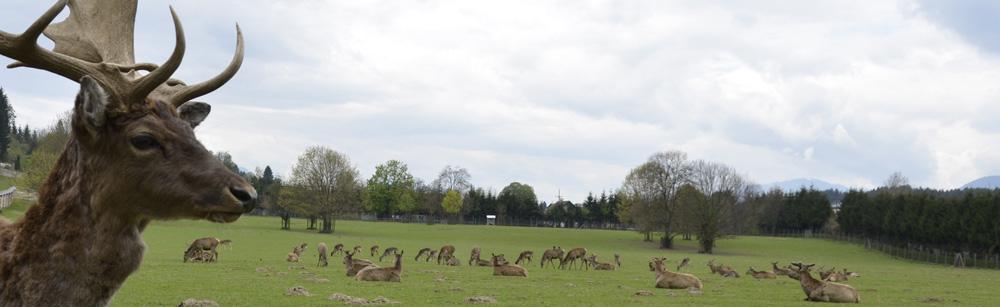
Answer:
[708,259,740,277]
[370,245,380,257]
[437,245,455,264]
[286,253,300,262]
[187,249,215,263]
[772,261,793,276]
[356,250,403,282]
[652,258,702,290]
[183,237,230,262]
[415,248,432,261]
[331,243,345,256]
[292,243,308,256]
[587,255,615,270]
[541,246,564,268]
[491,254,527,277]
[344,251,375,277]
[380,247,398,262]
[747,266,777,279]
[352,245,362,255]
[468,247,481,266]
[515,250,533,265]
[614,253,622,268]
[426,250,438,262]
[445,255,461,266]
[676,257,690,271]
[317,243,329,267]
[790,263,860,303]
[559,247,588,270]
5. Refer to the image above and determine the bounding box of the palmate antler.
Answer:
[0,0,243,113]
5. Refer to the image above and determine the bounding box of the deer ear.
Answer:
[73,76,109,141]
[177,101,211,128]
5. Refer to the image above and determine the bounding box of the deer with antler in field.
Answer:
[0,0,251,305]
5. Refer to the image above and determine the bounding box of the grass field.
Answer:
[2,199,996,306]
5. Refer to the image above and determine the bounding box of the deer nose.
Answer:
[229,186,258,212]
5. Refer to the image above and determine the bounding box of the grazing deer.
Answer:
[540,246,564,268]
[415,247,432,261]
[317,243,329,267]
[344,251,376,277]
[789,263,860,303]
[357,250,403,282]
[515,250,534,265]
[614,254,622,268]
[746,266,777,279]
[676,257,690,271]
[183,237,231,263]
[468,247,482,266]
[0,1,251,305]
[437,245,456,265]
[586,255,615,270]
[331,243,345,256]
[491,254,528,277]
[651,258,702,290]
[426,250,438,262]
[380,247,399,262]
[445,254,461,266]
[559,248,588,270]
[353,245,363,255]
[370,245,380,257]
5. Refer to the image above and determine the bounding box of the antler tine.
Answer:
[131,6,185,102]
[0,0,98,81]
[167,23,244,107]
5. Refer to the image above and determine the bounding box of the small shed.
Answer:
[485,215,496,225]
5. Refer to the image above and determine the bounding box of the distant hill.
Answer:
[764,178,848,192]
[961,176,1000,189]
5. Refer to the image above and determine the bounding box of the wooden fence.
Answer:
[0,186,15,211]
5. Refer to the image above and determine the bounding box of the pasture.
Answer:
[3,204,994,306]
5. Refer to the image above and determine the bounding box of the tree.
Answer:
[620,151,691,248]
[214,151,241,175]
[441,189,463,218]
[290,146,362,233]
[497,182,540,224]
[681,160,751,254]
[363,160,416,217]
[433,165,471,194]
[0,88,13,161]
[883,171,910,195]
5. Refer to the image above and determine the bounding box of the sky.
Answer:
[1,0,999,203]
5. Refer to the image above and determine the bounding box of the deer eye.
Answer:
[130,134,161,151]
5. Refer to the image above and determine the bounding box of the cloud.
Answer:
[2,0,1000,201]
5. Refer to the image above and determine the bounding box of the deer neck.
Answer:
[2,138,146,305]
[798,271,823,290]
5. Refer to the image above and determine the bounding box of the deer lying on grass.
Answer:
[586,255,615,270]
[651,258,702,290]
[317,243,329,267]
[344,251,376,277]
[0,1,255,305]
[491,254,528,277]
[331,243,345,256]
[183,237,231,263]
[437,245,456,265]
[287,243,307,262]
[187,250,215,263]
[370,245,380,257]
[560,247,588,270]
[357,250,403,282]
[819,267,836,281]
[515,250,534,265]
[415,248,432,261]
[824,269,859,282]
[541,246,564,268]
[747,266,777,279]
[445,254,461,266]
[469,247,482,266]
[772,262,793,276]
[789,263,860,303]
[708,259,740,277]
[676,257,690,271]
[380,247,399,262]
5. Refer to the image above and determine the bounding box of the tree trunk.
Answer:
[307,216,317,230]
[643,231,651,242]
[320,214,333,233]
[660,229,674,249]
[699,238,714,254]
[280,214,290,230]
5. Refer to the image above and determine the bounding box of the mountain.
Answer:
[764,178,849,192]
[961,176,1000,189]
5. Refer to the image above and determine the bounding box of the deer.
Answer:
[380,247,399,262]
[426,250,438,262]
[344,251,376,277]
[445,254,461,266]
[0,1,251,306]
[415,247,432,261]
[437,244,456,265]
[586,255,615,270]
[187,249,215,263]
[515,250,534,265]
[292,243,308,257]
[789,263,860,303]
[746,266,777,279]
[614,254,622,268]
[356,250,403,282]
[491,254,528,277]
[825,269,859,282]
[370,245,380,257]
[183,237,231,263]
[819,267,836,281]
[651,258,702,290]
[540,246,564,268]
[468,247,482,266]
[676,257,690,271]
[331,243,345,256]
[352,245,363,255]
[559,247,588,270]
[708,259,739,277]
[771,261,793,276]
[317,243,329,267]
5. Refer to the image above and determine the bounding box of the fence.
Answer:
[0,186,15,212]
[748,229,1000,269]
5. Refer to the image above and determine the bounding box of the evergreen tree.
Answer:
[0,88,13,161]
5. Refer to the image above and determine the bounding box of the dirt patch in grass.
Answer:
[465,296,497,304]
[285,286,311,296]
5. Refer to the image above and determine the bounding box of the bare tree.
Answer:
[620,151,690,248]
[433,165,472,194]
[682,160,751,254]
[290,146,363,233]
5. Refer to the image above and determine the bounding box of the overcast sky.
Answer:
[2,0,999,202]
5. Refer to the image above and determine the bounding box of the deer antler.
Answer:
[1,0,243,112]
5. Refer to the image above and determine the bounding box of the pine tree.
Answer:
[0,88,13,161]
